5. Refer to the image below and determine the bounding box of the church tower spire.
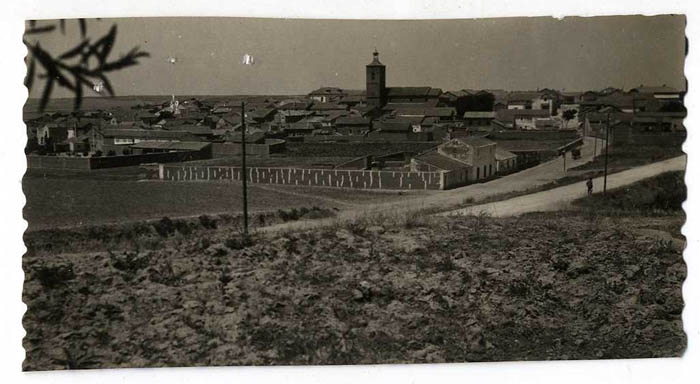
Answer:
[366,49,386,107]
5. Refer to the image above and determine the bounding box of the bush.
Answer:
[225,234,254,250]
[153,217,176,237]
[173,219,193,235]
[34,263,75,289]
[109,251,150,275]
[107,150,117,157]
[198,215,218,229]
[278,208,301,222]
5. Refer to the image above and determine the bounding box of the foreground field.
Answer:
[22,208,685,370]
[23,170,427,230]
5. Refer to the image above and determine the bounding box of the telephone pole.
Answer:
[241,101,249,236]
[603,112,610,195]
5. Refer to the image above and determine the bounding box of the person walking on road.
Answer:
[586,177,593,196]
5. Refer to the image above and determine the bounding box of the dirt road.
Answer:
[442,155,686,217]
[258,137,609,233]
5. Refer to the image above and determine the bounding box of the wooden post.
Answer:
[603,112,610,195]
[563,151,566,172]
[241,101,249,235]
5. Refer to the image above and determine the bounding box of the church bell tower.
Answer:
[366,49,386,108]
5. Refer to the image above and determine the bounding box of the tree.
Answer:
[562,109,578,129]
[454,92,495,117]
[24,19,149,112]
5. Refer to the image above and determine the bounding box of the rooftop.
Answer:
[374,120,412,132]
[455,136,497,148]
[386,87,434,98]
[463,111,496,119]
[414,151,470,172]
[130,141,211,151]
[308,87,346,96]
[495,147,517,160]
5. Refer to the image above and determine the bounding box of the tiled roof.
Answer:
[495,147,517,160]
[338,94,366,104]
[427,88,443,97]
[178,125,214,135]
[308,87,345,96]
[386,87,433,97]
[455,136,496,148]
[374,120,412,132]
[226,131,267,143]
[310,102,348,111]
[414,151,470,172]
[629,85,681,94]
[277,100,312,110]
[382,101,439,111]
[508,91,541,101]
[250,108,277,119]
[463,111,496,118]
[100,129,192,139]
[495,109,551,122]
[335,116,370,126]
[495,140,572,152]
[394,107,455,118]
[131,141,211,151]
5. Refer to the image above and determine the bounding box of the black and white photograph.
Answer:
[4,2,696,381]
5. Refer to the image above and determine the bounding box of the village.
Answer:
[24,50,686,192]
[18,14,690,372]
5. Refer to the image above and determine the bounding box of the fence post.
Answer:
[158,164,164,180]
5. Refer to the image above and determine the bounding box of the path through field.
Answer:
[441,155,687,217]
[258,140,685,233]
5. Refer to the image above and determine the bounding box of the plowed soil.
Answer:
[22,211,686,370]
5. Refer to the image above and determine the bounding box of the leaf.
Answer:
[58,40,90,60]
[95,25,117,65]
[26,42,75,92]
[25,25,57,35]
[98,74,115,96]
[39,76,54,112]
[25,57,35,90]
[78,19,87,39]
[100,48,150,72]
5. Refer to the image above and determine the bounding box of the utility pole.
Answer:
[241,101,249,236]
[603,112,610,195]
[562,150,566,172]
[592,118,598,158]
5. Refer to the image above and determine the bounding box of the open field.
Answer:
[190,156,359,169]
[22,208,685,370]
[22,156,687,370]
[573,144,685,173]
[22,170,427,230]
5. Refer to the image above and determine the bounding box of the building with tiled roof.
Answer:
[308,87,347,103]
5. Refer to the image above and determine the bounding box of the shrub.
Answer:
[225,234,254,250]
[34,263,75,289]
[109,251,150,275]
[107,150,116,157]
[173,219,193,235]
[153,217,175,237]
[198,214,218,229]
[278,208,301,222]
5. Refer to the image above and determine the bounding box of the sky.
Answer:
[25,15,687,97]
